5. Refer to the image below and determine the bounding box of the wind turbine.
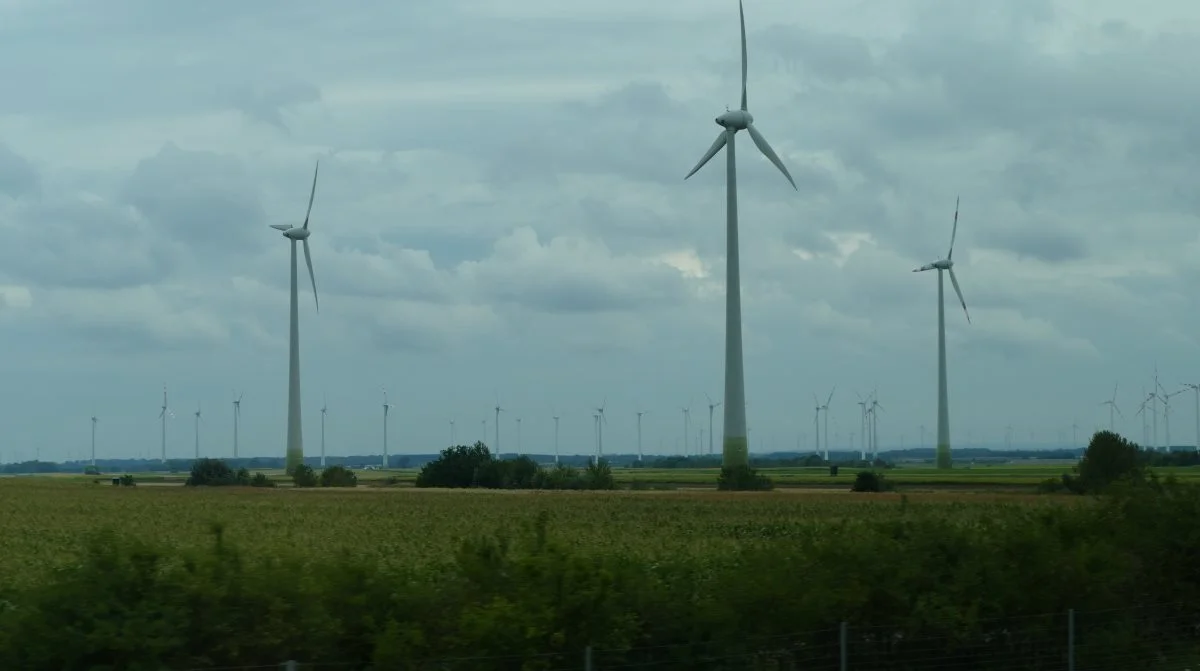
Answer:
[913,197,971,470]
[268,160,321,475]
[232,391,243,459]
[704,393,722,456]
[820,387,835,461]
[551,405,562,464]
[636,408,649,462]
[592,413,601,461]
[1100,383,1121,431]
[90,415,98,467]
[494,396,504,455]
[681,401,692,457]
[855,393,868,460]
[869,391,883,459]
[516,417,522,455]
[449,418,456,446]
[381,387,392,469]
[595,400,608,459]
[684,0,796,469]
[1183,383,1200,452]
[320,395,328,467]
[1136,393,1151,447]
[193,402,203,459]
[158,384,174,464]
[1159,382,1181,452]
[812,395,822,456]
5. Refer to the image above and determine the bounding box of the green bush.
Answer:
[83,465,100,476]
[850,471,892,493]
[584,459,616,490]
[118,474,135,487]
[319,465,358,488]
[291,464,318,488]
[250,472,276,488]
[185,459,248,487]
[717,464,774,491]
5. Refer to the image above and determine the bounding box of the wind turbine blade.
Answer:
[948,268,970,323]
[685,132,728,180]
[746,124,797,190]
[739,0,748,111]
[269,224,291,231]
[947,196,960,260]
[303,160,319,229]
[1116,405,1125,418]
[826,387,836,406]
[303,239,319,312]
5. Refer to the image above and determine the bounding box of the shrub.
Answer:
[186,458,247,487]
[319,465,358,488]
[250,472,276,488]
[1076,430,1143,492]
[416,442,494,488]
[717,465,774,491]
[83,465,100,476]
[584,459,617,490]
[118,474,135,487]
[291,464,318,488]
[850,471,892,493]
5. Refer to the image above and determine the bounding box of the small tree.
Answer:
[850,471,892,493]
[1073,430,1144,493]
[716,465,773,491]
[584,459,616,490]
[319,465,358,488]
[186,458,240,487]
[416,442,494,488]
[292,464,318,488]
[250,472,276,488]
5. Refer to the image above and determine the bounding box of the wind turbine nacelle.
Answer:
[716,109,753,130]
[283,227,311,241]
[933,259,953,270]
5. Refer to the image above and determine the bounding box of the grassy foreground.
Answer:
[1,475,1199,669]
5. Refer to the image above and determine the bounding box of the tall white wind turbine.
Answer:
[704,393,723,456]
[494,396,505,454]
[381,387,392,469]
[855,393,868,460]
[1100,383,1121,431]
[449,418,456,445]
[812,395,822,457]
[551,406,562,464]
[820,387,835,461]
[158,385,174,464]
[684,0,797,468]
[681,401,692,457]
[913,197,971,470]
[320,395,328,468]
[596,400,608,459]
[1159,382,1181,452]
[232,391,243,459]
[869,391,883,459]
[90,415,98,467]
[269,160,321,474]
[636,408,648,462]
[1183,383,1200,452]
[194,402,203,459]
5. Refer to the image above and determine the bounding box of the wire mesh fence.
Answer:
[179,602,1200,670]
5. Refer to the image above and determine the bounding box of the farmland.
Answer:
[1,463,1199,668]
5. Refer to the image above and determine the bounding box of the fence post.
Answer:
[584,645,593,671]
[1067,609,1075,671]
[840,621,848,671]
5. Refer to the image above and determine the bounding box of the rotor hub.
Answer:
[284,227,310,241]
[716,109,753,130]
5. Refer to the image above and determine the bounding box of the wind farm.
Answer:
[4,1,1200,667]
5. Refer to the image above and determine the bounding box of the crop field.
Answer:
[0,474,1087,589]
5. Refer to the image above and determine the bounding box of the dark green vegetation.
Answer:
[415,442,616,490]
[1,475,1199,668]
[716,464,773,490]
[1041,430,1171,494]
[850,470,893,492]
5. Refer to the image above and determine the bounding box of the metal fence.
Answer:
[179,603,1200,670]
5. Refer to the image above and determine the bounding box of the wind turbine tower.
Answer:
[870,392,883,459]
[232,391,243,459]
[1159,382,1181,452]
[636,409,648,462]
[320,396,328,467]
[596,401,607,459]
[684,0,797,468]
[268,160,321,474]
[820,387,835,461]
[516,417,522,454]
[449,418,456,446]
[1100,383,1121,431]
[705,393,722,456]
[90,415,98,467]
[194,403,203,459]
[913,197,971,469]
[494,397,504,455]
[681,402,692,457]
[812,395,822,456]
[551,406,562,464]
[856,393,868,460]
[158,384,174,464]
[381,388,392,469]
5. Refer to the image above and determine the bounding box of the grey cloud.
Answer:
[123,143,266,252]
[758,26,879,83]
[229,81,322,132]
[0,143,40,198]
[979,223,1087,263]
[0,197,176,289]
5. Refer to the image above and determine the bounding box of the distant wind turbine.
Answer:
[812,395,822,456]
[913,197,971,470]
[449,418,456,445]
[596,400,608,459]
[494,396,505,454]
[1159,381,1181,452]
[855,393,869,460]
[194,402,203,459]
[869,391,883,459]
[268,160,321,474]
[320,395,328,467]
[551,407,562,464]
[381,387,392,469]
[681,400,692,457]
[232,391,243,459]
[158,384,175,464]
[516,417,522,454]
[636,408,649,462]
[90,415,98,467]
[1100,383,1121,431]
[684,0,797,469]
[820,387,835,461]
[705,393,722,456]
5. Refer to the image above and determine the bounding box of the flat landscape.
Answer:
[0,463,1123,588]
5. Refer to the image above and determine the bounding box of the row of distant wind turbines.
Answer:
[203,0,972,472]
[1099,372,1200,452]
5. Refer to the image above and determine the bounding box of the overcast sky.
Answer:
[2,0,1199,463]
